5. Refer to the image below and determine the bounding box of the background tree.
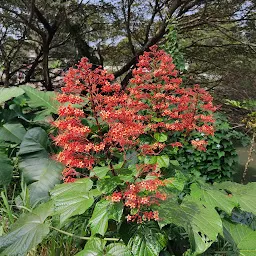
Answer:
[0,0,255,101]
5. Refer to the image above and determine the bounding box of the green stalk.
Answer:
[50,226,120,241]
[1,190,14,224]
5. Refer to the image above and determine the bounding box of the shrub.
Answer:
[1,46,256,256]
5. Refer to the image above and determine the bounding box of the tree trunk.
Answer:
[24,49,43,84]
[3,63,11,87]
[42,41,53,91]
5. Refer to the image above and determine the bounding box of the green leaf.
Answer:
[0,201,53,256]
[90,166,110,179]
[154,133,168,142]
[106,243,131,256]
[18,127,48,157]
[127,222,167,256]
[144,155,170,168]
[75,238,131,256]
[158,198,222,255]
[165,171,186,192]
[0,123,26,144]
[18,128,62,206]
[97,176,122,194]
[51,178,93,197]
[169,160,179,166]
[108,202,124,222]
[156,155,170,168]
[19,158,63,206]
[0,152,13,186]
[22,86,59,116]
[217,151,225,158]
[89,200,110,236]
[223,220,256,256]
[215,182,256,215]
[190,183,237,215]
[75,237,106,256]
[51,178,94,224]
[0,87,25,105]
[89,200,123,236]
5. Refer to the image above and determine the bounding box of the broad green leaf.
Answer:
[89,200,110,236]
[18,127,48,157]
[89,200,123,236]
[154,133,168,142]
[190,183,237,215]
[0,87,24,105]
[51,178,94,223]
[108,202,124,222]
[169,160,179,166]
[117,168,134,182]
[156,155,170,168]
[20,158,63,206]
[158,198,222,255]
[0,123,26,144]
[0,152,13,186]
[51,178,93,197]
[97,176,122,194]
[165,171,187,191]
[127,222,167,256]
[0,201,53,256]
[75,238,131,256]
[145,155,170,168]
[215,182,256,215]
[75,237,106,256]
[18,128,62,206]
[223,220,256,256]
[90,166,110,179]
[21,86,59,116]
[106,243,131,256]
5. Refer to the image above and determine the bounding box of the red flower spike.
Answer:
[53,45,217,221]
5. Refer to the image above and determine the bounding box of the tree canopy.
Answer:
[0,0,255,97]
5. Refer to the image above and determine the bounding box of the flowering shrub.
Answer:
[1,47,256,256]
[53,45,216,221]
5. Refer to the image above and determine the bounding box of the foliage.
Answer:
[0,85,62,249]
[0,48,256,256]
[171,113,249,182]
[163,21,185,72]
[1,0,255,93]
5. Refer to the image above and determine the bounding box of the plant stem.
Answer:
[50,226,120,241]
[242,131,255,184]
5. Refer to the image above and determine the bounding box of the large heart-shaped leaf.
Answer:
[0,201,53,256]
[90,165,110,179]
[127,222,167,256]
[51,178,95,224]
[75,238,131,256]
[19,158,63,206]
[18,128,62,206]
[154,133,168,142]
[190,183,237,215]
[0,152,13,186]
[22,86,59,117]
[215,182,256,215]
[0,87,25,105]
[0,123,26,144]
[89,200,123,236]
[223,220,256,256]
[18,127,48,157]
[75,237,106,256]
[157,198,222,255]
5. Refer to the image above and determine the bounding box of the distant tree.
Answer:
[0,0,255,94]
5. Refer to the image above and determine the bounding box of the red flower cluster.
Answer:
[128,46,216,137]
[53,45,217,222]
[191,139,208,151]
[109,178,167,223]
